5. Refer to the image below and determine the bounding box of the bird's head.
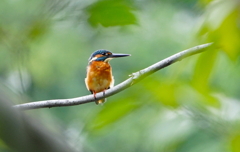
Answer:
[88,50,130,63]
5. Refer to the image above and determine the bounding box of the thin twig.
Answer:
[14,43,213,110]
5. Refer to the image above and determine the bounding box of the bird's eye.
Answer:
[102,52,107,56]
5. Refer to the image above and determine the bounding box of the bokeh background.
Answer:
[1,0,240,151]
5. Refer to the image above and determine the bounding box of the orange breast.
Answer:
[85,61,113,93]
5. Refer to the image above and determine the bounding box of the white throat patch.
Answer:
[104,58,113,62]
[89,57,98,62]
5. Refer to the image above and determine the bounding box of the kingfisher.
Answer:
[85,49,130,104]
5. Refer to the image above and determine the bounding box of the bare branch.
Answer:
[14,43,213,110]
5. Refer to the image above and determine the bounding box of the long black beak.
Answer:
[110,53,131,58]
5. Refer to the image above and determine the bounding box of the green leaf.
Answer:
[142,77,180,108]
[231,134,240,152]
[191,47,220,107]
[216,9,240,60]
[198,0,240,60]
[87,98,139,131]
[192,47,217,93]
[86,0,137,27]
[199,0,214,5]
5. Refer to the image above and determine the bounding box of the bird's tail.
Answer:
[95,98,106,105]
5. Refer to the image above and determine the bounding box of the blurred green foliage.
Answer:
[0,0,240,151]
[87,0,137,27]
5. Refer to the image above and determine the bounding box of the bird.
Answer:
[85,49,130,104]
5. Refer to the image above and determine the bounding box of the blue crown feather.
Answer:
[88,49,112,61]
